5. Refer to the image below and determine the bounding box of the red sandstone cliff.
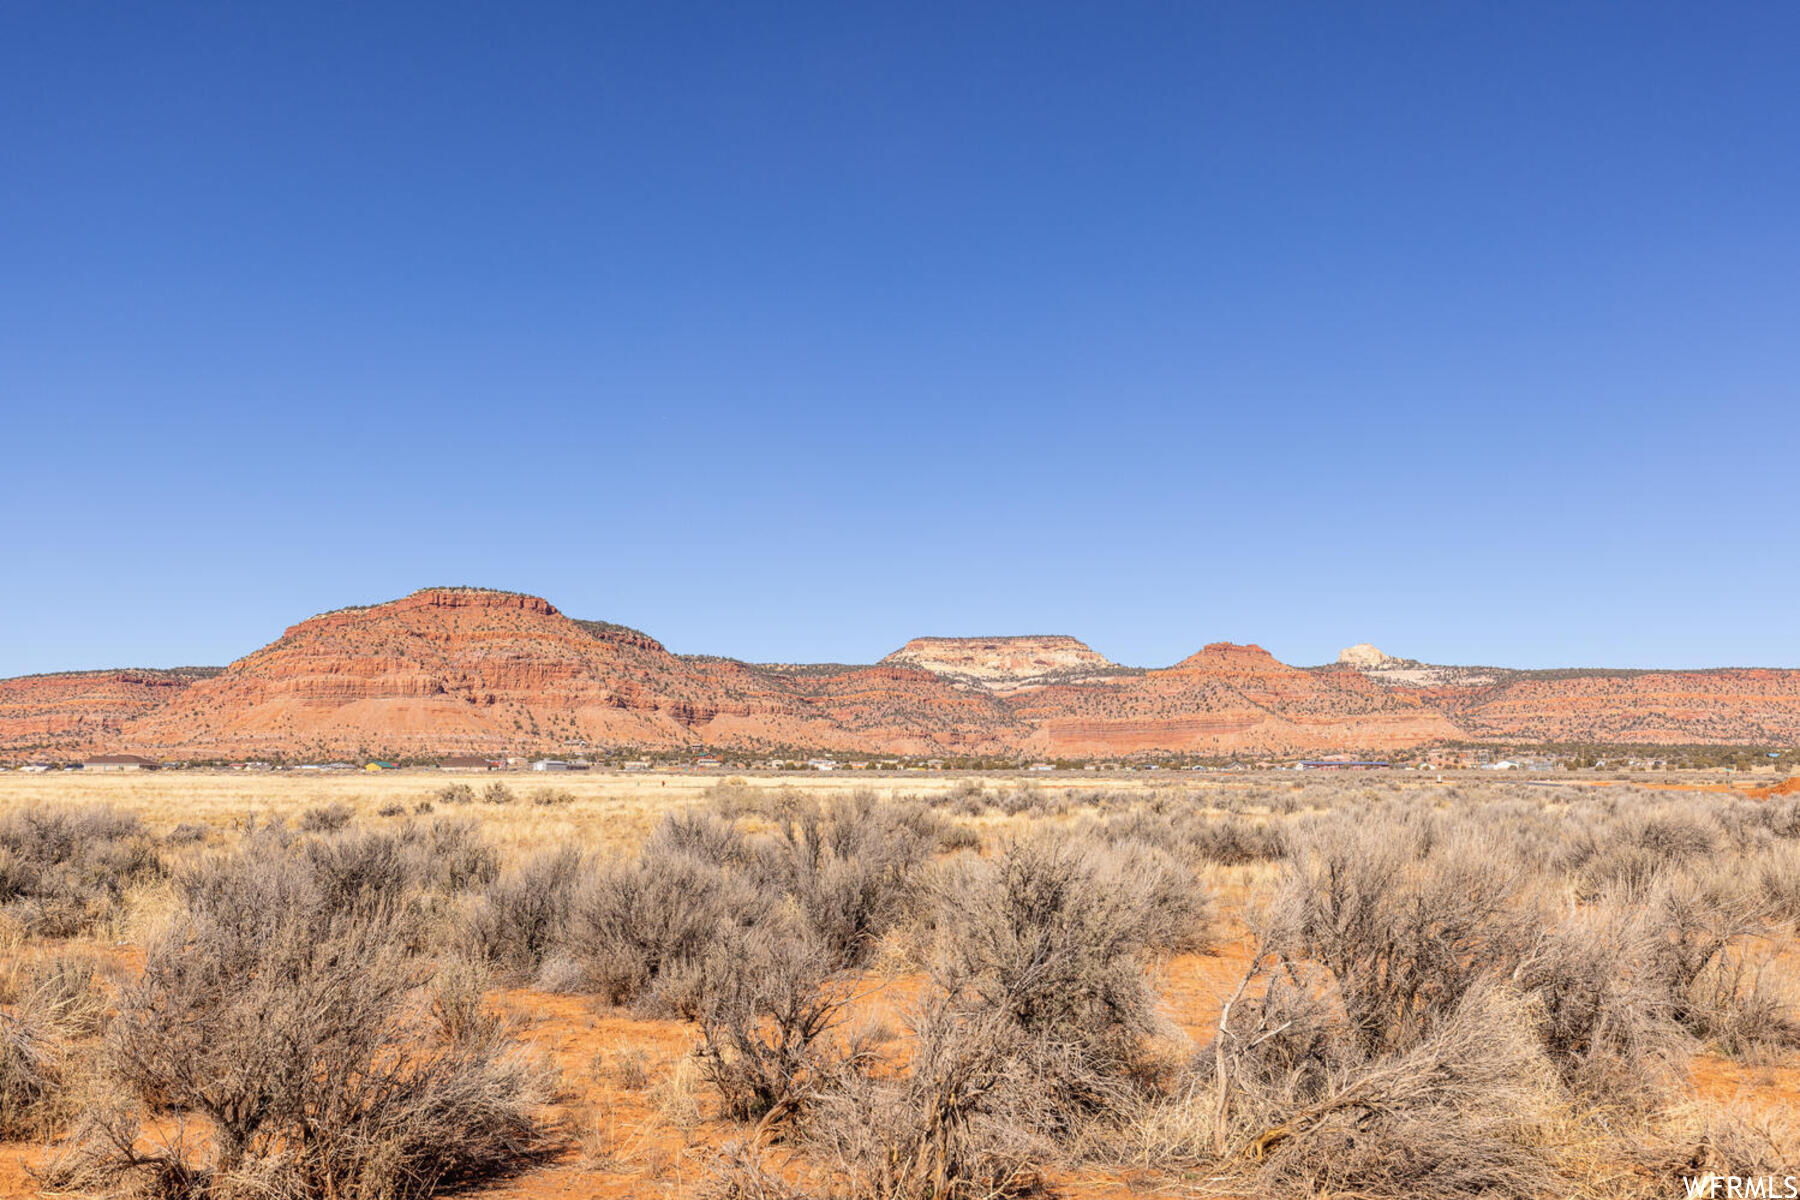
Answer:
[119,589,769,758]
[8,592,1800,761]
[109,589,1021,759]
[1416,670,1800,745]
[0,668,216,757]
[1333,643,1800,746]
[1012,643,1463,756]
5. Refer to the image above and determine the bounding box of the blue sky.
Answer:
[3,2,1796,675]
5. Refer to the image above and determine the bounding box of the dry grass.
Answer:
[0,770,1793,1200]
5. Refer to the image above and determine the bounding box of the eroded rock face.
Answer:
[1336,643,1800,745]
[117,589,768,759]
[1015,643,1464,756]
[879,636,1118,691]
[0,669,215,757]
[10,589,1800,760]
[100,589,1030,760]
[1420,669,1800,745]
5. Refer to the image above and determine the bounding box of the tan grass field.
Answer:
[0,769,1795,1200]
[0,765,1762,843]
[0,768,1241,856]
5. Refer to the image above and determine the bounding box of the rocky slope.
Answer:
[106,589,1024,760]
[0,668,218,758]
[1418,670,1800,745]
[1013,643,1463,756]
[1331,644,1503,688]
[8,595,1800,761]
[1335,645,1800,745]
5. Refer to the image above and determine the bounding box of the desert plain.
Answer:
[0,766,1795,1200]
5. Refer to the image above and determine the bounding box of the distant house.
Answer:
[621,760,652,772]
[440,756,497,772]
[83,754,160,773]
[695,756,722,769]
[531,759,571,772]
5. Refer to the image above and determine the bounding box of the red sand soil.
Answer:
[0,933,1791,1199]
[1689,1055,1800,1110]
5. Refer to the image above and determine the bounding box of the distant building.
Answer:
[440,756,497,771]
[83,754,160,773]
[621,760,652,772]
[695,756,722,769]
[531,759,571,772]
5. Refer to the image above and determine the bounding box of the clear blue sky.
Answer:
[4,2,1796,676]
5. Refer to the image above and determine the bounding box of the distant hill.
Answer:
[0,667,222,757]
[4,593,1800,760]
[1332,644,1800,746]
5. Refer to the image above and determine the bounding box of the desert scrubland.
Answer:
[0,770,1795,1199]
